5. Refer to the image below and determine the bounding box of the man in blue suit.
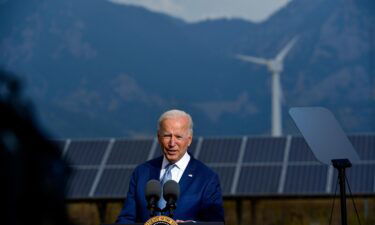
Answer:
[116,109,224,223]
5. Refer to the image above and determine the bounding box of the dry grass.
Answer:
[66,198,375,225]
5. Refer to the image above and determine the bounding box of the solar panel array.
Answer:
[59,134,375,199]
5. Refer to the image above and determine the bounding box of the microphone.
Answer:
[162,180,180,217]
[145,179,161,217]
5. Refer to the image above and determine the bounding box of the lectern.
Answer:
[103,222,224,225]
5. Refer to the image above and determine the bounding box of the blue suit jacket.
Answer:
[116,155,224,223]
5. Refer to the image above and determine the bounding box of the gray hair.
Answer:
[157,109,193,135]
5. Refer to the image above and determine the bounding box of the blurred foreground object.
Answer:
[0,69,71,225]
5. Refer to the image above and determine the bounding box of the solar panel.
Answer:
[199,138,242,163]
[283,165,328,194]
[66,168,98,198]
[331,164,375,194]
[210,166,236,195]
[94,168,134,198]
[348,135,375,160]
[153,139,198,158]
[244,137,286,163]
[289,137,319,162]
[107,139,153,165]
[60,135,375,199]
[65,140,109,166]
[236,165,281,194]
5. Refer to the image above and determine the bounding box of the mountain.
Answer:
[0,0,374,138]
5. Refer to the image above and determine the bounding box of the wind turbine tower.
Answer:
[236,36,298,137]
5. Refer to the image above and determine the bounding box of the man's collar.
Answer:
[162,151,191,169]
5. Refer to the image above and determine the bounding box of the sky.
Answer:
[109,0,292,23]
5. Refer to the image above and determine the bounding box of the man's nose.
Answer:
[168,136,176,145]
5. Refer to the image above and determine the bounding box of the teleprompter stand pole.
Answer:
[332,159,352,225]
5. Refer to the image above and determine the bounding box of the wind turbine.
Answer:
[236,36,298,137]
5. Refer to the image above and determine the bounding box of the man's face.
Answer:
[158,116,192,163]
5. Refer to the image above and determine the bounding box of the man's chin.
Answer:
[165,155,178,163]
[166,156,177,162]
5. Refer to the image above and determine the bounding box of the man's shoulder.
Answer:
[133,156,163,172]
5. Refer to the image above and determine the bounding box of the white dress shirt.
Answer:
[159,152,191,183]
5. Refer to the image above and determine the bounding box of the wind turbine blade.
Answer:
[275,36,298,62]
[236,54,268,65]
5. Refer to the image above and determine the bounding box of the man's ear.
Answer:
[188,135,193,146]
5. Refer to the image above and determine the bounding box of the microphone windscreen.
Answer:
[145,179,161,200]
[163,180,180,200]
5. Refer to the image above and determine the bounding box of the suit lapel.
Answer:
[178,157,197,195]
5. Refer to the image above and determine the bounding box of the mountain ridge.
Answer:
[0,0,374,138]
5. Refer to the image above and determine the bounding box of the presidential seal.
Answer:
[144,215,178,225]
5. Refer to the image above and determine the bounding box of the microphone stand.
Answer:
[331,159,352,225]
[147,197,161,217]
[163,199,177,218]
[150,207,162,218]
